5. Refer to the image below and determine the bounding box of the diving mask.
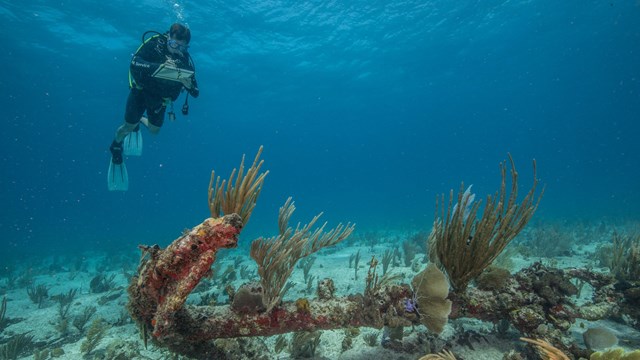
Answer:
[168,39,189,53]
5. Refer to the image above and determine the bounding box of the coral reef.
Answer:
[73,306,97,332]
[250,197,354,312]
[475,266,511,291]
[419,349,457,360]
[289,331,321,358]
[26,284,48,308]
[80,318,109,355]
[411,264,453,334]
[590,348,640,359]
[583,327,618,351]
[89,273,117,293]
[128,214,244,340]
[520,337,569,360]
[127,149,266,342]
[428,155,544,291]
[0,333,34,360]
[153,283,415,338]
[125,150,637,359]
[317,278,335,300]
[611,231,640,282]
[447,262,637,358]
[230,282,266,314]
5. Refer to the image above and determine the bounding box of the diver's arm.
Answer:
[181,54,199,97]
[187,76,199,98]
[177,75,199,97]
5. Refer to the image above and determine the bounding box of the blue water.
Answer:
[1,1,639,260]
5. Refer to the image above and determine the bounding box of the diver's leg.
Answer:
[139,116,160,134]
[115,122,138,142]
[146,122,161,135]
[144,96,167,135]
[110,89,145,163]
[116,89,146,142]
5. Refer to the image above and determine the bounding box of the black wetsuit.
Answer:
[126,34,199,127]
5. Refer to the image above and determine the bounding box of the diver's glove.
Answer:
[182,76,199,98]
[183,76,200,98]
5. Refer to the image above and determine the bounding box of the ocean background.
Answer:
[1,1,640,359]
[2,0,639,260]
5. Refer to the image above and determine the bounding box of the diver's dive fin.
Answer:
[123,130,143,156]
[108,160,129,191]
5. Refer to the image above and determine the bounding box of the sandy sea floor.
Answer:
[1,225,639,359]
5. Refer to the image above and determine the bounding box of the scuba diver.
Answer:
[108,23,199,191]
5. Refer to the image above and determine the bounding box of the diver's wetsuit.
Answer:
[127,34,199,128]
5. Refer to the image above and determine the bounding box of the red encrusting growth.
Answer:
[127,215,244,339]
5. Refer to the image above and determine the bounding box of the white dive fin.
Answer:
[123,130,143,156]
[108,160,129,191]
